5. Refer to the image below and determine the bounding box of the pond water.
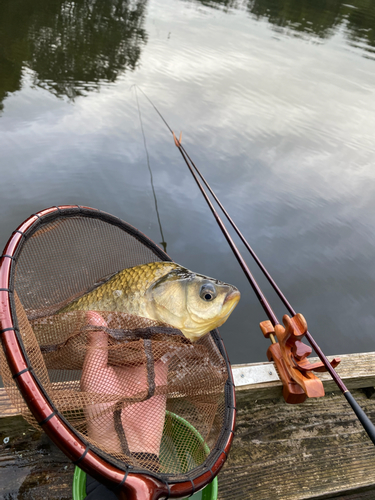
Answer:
[1,0,375,365]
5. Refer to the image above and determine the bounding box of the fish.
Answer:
[59,261,240,342]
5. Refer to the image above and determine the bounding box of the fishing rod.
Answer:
[137,87,375,446]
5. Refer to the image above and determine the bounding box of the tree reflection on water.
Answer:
[194,0,375,55]
[0,0,148,109]
[1,0,375,111]
[247,0,375,52]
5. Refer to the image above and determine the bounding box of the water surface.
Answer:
[1,0,375,365]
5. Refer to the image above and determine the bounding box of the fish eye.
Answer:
[200,284,217,301]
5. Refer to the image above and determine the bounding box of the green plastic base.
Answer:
[73,466,87,500]
[73,466,218,500]
[72,411,219,500]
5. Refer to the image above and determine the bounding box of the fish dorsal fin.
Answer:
[57,271,120,313]
[89,271,119,292]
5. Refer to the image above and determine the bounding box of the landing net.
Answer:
[0,206,235,493]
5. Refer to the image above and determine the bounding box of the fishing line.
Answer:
[137,88,375,446]
[134,85,167,252]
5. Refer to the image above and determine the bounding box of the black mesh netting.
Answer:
[0,209,233,482]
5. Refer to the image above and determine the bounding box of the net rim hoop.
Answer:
[0,205,236,499]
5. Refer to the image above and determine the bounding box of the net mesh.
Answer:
[0,212,230,480]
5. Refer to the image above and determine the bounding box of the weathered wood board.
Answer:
[218,389,375,500]
[0,415,75,499]
[1,352,375,499]
[217,352,375,499]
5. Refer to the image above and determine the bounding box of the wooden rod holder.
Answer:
[260,314,341,404]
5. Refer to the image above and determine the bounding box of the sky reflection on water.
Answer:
[1,0,375,364]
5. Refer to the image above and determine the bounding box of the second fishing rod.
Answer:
[137,86,375,446]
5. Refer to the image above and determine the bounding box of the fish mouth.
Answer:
[219,289,240,323]
[223,289,241,306]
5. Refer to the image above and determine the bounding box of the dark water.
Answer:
[1,0,375,365]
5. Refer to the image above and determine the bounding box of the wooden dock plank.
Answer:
[232,352,375,399]
[218,388,375,500]
[0,388,19,418]
[0,415,74,499]
[2,352,375,417]
[1,352,375,499]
